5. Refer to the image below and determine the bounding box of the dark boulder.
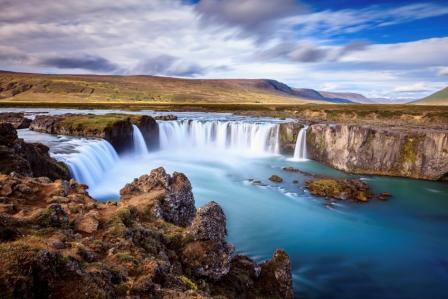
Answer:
[182,201,234,281]
[120,167,196,227]
[29,115,62,133]
[257,249,294,299]
[136,115,159,151]
[190,201,226,242]
[103,120,133,154]
[269,175,283,183]
[0,123,70,180]
[0,112,32,129]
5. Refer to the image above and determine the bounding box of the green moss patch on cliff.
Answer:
[306,129,325,155]
[400,136,424,165]
[57,113,133,132]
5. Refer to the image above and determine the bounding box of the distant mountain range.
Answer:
[0,70,443,105]
[292,88,411,104]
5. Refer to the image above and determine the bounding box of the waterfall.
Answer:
[132,124,148,155]
[293,126,308,161]
[158,120,280,155]
[55,140,120,188]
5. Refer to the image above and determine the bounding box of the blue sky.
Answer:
[0,0,447,100]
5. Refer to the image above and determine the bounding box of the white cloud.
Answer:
[394,82,434,93]
[437,67,448,76]
[343,38,448,66]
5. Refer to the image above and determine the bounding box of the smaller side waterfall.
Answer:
[58,140,120,188]
[132,125,148,155]
[293,125,309,161]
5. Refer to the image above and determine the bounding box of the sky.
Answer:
[0,0,447,100]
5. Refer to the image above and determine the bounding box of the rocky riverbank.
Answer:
[305,124,448,181]
[0,123,70,180]
[0,131,294,298]
[30,113,159,153]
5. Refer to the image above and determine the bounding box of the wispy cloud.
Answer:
[284,3,448,36]
[394,82,434,93]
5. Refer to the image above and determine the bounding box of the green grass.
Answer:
[57,114,133,131]
[0,71,317,105]
[413,87,448,105]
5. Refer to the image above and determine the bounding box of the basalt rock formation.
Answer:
[306,124,448,181]
[0,123,70,180]
[0,112,32,129]
[0,168,293,298]
[30,114,160,154]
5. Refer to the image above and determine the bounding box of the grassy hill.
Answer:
[412,87,448,105]
[0,71,320,106]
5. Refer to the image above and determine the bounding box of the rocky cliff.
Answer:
[30,114,160,153]
[0,123,70,180]
[0,167,294,298]
[306,124,448,181]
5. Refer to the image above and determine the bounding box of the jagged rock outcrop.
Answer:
[307,124,448,180]
[0,123,70,180]
[0,112,32,129]
[189,202,226,242]
[120,167,196,227]
[279,122,303,155]
[183,202,233,280]
[258,249,294,299]
[30,113,160,154]
[0,168,294,298]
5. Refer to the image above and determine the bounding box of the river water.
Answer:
[10,108,448,299]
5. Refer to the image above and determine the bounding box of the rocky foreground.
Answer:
[0,126,294,299]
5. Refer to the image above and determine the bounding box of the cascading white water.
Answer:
[158,120,280,155]
[132,124,148,155]
[55,140,119,188]
[293,125,309,161]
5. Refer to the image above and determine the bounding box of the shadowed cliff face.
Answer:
[306,124,448,180]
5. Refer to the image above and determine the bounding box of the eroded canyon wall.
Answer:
[306,124,448,180]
